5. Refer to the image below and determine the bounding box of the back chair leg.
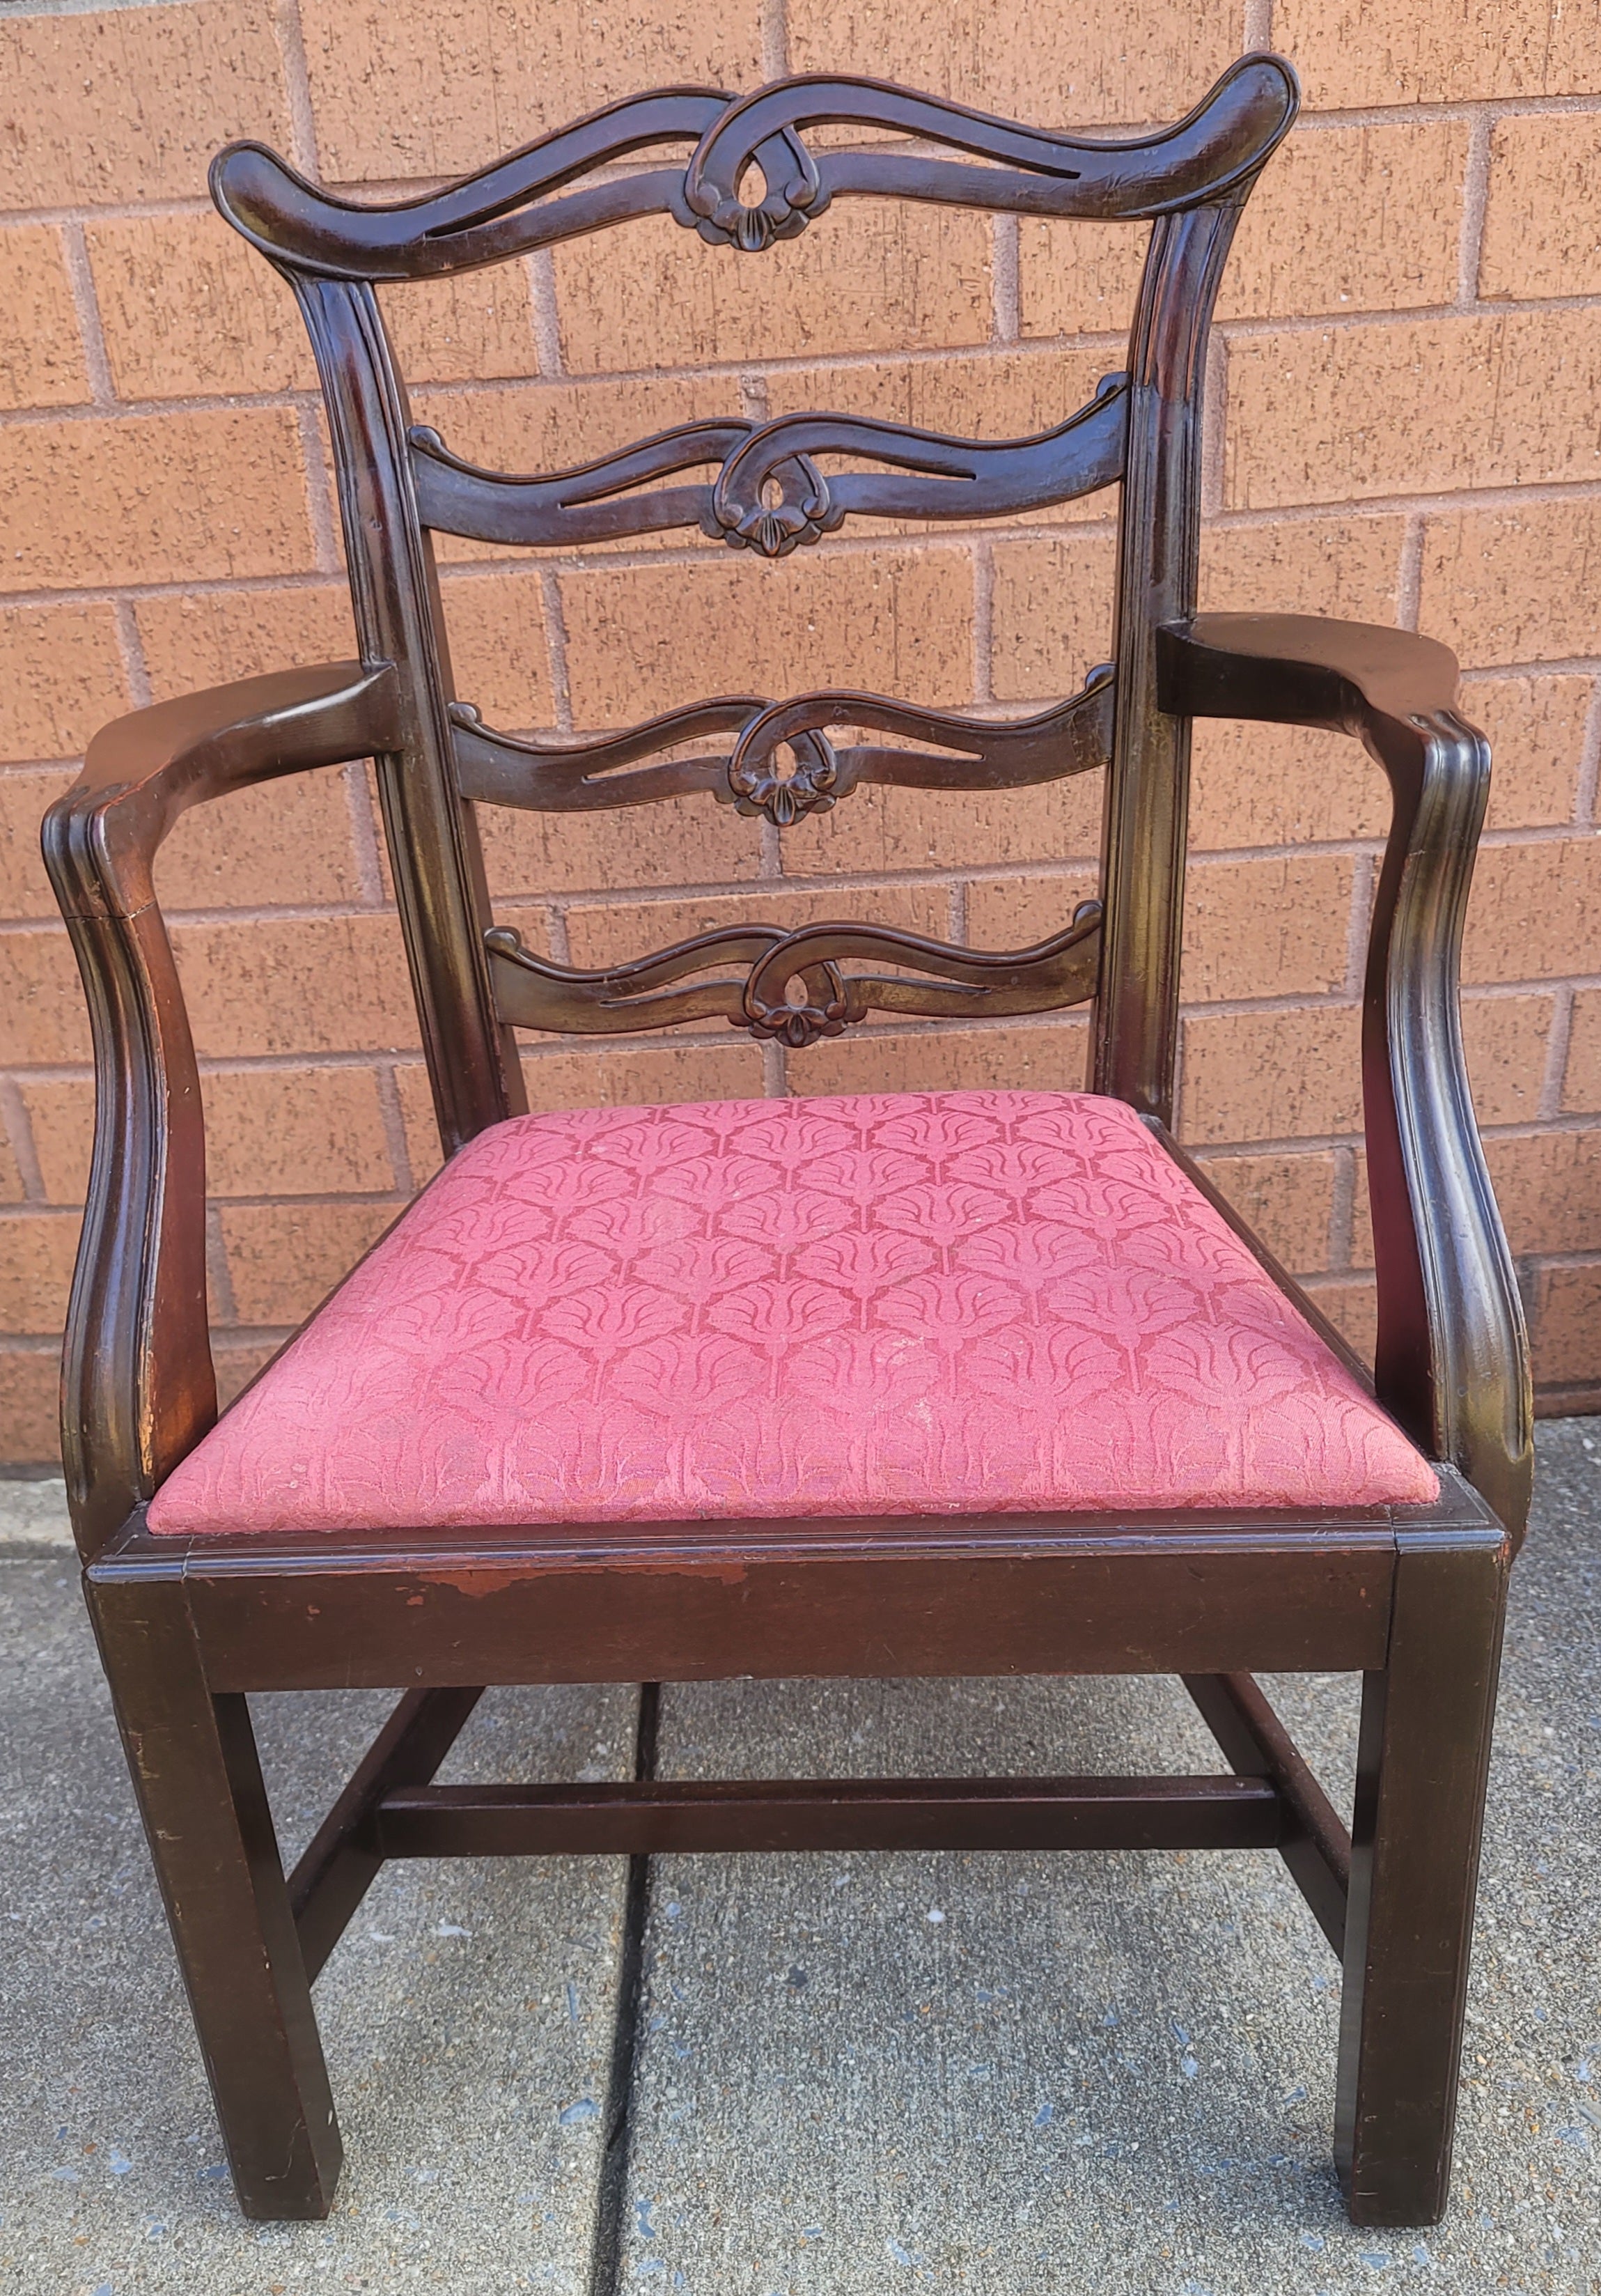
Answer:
[88,1575,341,2221]
[1336,1528,1509,2226]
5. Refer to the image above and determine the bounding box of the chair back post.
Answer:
[1093,189,1250,1123]
[284,269,524,1155]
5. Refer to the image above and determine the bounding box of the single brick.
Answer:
[563,881,951,969]
[1561,990,1601,1114]
[787,0,1239,130]
[1462,993,1557,1128]
[1483,1126,1601,1256]
[989,534,1118,704]
[0,602,131,762]
[560,545,975,729]
[394,1061,446,1186]
[0,1124,24,1205]
[136,585,359,704]
[299,0,764,181]
[1016,221,1150,343]
[521,1038,765,1115]
[1419,502,1601,668]
[1531,1265,1601,1388]
[0,2,291,206]
[481,793,763,902]
[1466,674,1593,832]
[1198,515,1407,625]
[8,927,93,1066]
[0,1211,80,1333]
[219,1197,402,1328]
[154,765,369,913]
[0,767,79,920]
[1464,839,1601,984]
[86,212,313,402]
[379,265,538,385]
[14,1079,95,1207]
[1224,310,1601,512]
[1481,115,1601,302]
[0,225,91,410]
[1182,853,1357,1003]
[201,1066,398,1196]
[1274,0,1601,107]
[1189,720,1389,853]
[1299,1276,1377,1367]
[554,205,994,375]
[0,409,318,592]
[215,1338,281,1407]
[797,1016,1091,1098]
[1349,1151,1375,1270]
[0,1349,61,1464]
[1178,1004,1364,1145]
[1190,1148,1338,1275]
[1219,121,1468,323]
[776,775,1105,881]
[962,868,1102,950]
[172,914,422,1059]
[435,568,556,726]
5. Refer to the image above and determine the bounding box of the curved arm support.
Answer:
[40,663,401,1560]
[1157,613,1531,1540]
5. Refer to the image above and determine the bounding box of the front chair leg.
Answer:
[1336,1526,1509,2225]
[88,1575,341,2220]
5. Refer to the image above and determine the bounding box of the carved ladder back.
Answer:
[212,56,1299,1156]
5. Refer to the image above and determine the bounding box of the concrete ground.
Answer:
[1,1426,1597,2295]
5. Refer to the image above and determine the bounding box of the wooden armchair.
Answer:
[42,55,1531,2229]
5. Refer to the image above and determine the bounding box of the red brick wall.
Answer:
[3,0,1600,1460]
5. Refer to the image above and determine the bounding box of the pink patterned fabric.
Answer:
[148,1090,1436,1535]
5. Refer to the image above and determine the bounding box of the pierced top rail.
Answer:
[211,56,1297,281]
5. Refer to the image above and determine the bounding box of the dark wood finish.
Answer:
[44,52,1531,2235]
[1336,1522,1509,2224]
[1182,1672,1351,1955]
[90,1482,1423,1691]
[86,1574,341,2219]
[451,662,1113,825]
[371,1774,1287,1858]
[485,898,1103,1047]
[210,59,1296,279]
[288,1687,483,1983]
[410,369,1129,554]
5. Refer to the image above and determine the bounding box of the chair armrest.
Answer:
[41,662,400,1560]
[1157,612,1532,1542]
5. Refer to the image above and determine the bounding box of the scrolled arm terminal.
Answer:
[40,662,400,1559]
[1157,612,1531,1540]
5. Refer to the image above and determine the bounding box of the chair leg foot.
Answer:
[1335,1526,1509,2227]
[89,1577,342,2220]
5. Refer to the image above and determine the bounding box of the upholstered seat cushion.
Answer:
[147,1089,1436,1535]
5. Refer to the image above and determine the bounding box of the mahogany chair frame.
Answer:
[43,55,1531,2229]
